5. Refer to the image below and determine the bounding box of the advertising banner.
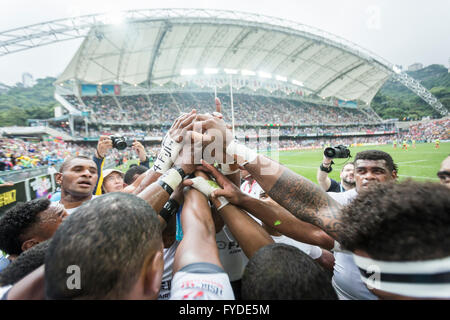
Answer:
[0,182,28,215]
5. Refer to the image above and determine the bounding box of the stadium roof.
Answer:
[54,9,395,104]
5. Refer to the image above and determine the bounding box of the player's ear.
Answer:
[55,172,62,185]
[392,170,398,180]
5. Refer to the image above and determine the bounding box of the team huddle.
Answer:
[0,101,449,300]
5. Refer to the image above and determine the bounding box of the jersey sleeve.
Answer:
[327,178,341,193]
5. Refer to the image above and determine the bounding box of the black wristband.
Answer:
[173,166,186,179]
[159,199,180,224]
[320,163,333,173]
[158,180,174,195]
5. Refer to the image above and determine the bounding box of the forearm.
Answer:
[173,188,220,273]
[221,163,241,187]
[244,154,343,239]
[212,199,274,259]
[122,169,160,194]
[316,168,331,192]
[240,195,335,249]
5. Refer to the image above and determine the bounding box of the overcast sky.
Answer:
[0,0,449,85]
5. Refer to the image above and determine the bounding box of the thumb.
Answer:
[211,188,227,199]
[183,179,193,187]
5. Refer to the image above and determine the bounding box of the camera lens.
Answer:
[324,147,336,158]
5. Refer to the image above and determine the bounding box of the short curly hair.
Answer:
[354,150,398,173]
[242,243,337,300]
[337,180,450,261]
[0,198,50,255]
[0,239,50,286]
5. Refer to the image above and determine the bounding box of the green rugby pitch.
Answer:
[265,142,449,184]
[118,142,449,185]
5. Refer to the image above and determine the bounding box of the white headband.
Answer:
[353,254,450,298]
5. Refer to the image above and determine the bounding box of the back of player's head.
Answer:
[354,150,397,173]
[0,240,50,286]
[124,165,148,185]
[0,198,50,255]
[241,243,337,300]
[338,180,450,261]
[45,192,162,299]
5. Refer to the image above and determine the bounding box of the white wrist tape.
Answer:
[162,134,183,163]
[189,177,229,210]
[159,168,183,191]
[220,164,240,175]
[226,141,258,165]
[152,134,183,174]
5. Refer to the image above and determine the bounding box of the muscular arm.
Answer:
[210,194,274,259]
[244,154,343,239]
[172,187,222,274]
[239,195,335,249]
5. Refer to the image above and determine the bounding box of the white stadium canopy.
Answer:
[0,8,446,115]
[55,9,393,104]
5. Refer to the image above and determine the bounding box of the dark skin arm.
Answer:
[197,160,333,250]
[185,169,274,259]
[192,115,344,240]
[172,186,222,274]
[244,155,343,240]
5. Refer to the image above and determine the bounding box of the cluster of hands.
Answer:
[158,98,251,207]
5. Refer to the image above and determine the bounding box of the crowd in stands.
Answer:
[0,138,95,171]
[398,118,450,142]
[69,92,379,126]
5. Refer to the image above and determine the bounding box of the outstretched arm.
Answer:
[185,169,274,259]
[245,155,343,239]
[172,186,222,274]
[198,161,334,250]
[193,115,344,240]
[317,155,333,192]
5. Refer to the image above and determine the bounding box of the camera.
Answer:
[324,145,351,159]
[110,136,128,151]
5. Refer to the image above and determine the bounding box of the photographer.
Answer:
[316,146,355,193]
[93,136,150,195]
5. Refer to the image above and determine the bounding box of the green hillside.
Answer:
[372,64,450,120]
[0,77,57,127]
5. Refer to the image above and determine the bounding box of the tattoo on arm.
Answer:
[268,168,344,236]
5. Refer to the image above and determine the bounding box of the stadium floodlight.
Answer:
[276,75,288,82]
[242,70,256,76]
[204,68,219,75]
[180,69,197,76]
[258,71,272,79]
[292,79,304,87]
[224,68,239,75]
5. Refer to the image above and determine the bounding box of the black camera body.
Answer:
[324,145,351,159]
[110,136,128,151]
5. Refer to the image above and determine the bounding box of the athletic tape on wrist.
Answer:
[226,141,258,165]
[220,164,240,175]
[162,134,183,162]
[158,168,182,193]
[352,254,450,298]
[189,176,229,210]
[152,134,183,174]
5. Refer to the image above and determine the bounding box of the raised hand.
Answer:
[96,135,113,158]
[187,160,246,205]
[132,140,147,162]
